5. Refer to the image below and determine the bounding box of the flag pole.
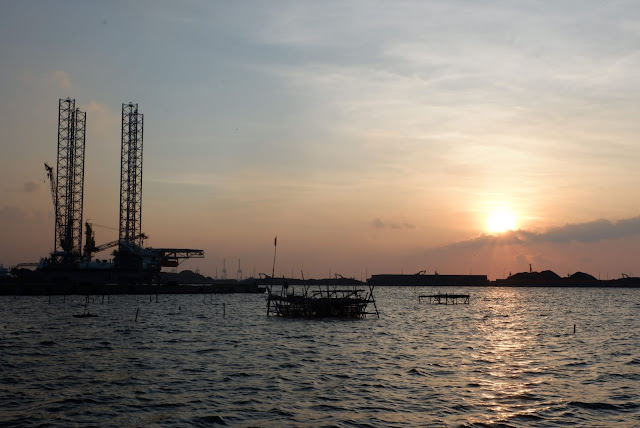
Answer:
[271,235,277,278]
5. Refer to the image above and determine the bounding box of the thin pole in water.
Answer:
[135,308,140,322]
[272,235,278,278]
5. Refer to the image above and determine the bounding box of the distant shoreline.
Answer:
[1,281,639,296]
[0,281,265,296]
[2,269,639,295]
[368,270,640,288]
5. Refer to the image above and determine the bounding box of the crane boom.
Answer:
[94,239,120,253]
[83,221,121,261]
[44,162,56,210]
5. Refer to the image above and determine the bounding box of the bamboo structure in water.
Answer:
[265,281,379,319]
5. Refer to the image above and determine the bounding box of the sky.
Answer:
[1,0,640,280]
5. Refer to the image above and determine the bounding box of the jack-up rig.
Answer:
[47,98,86,264]
[35,99,203,286]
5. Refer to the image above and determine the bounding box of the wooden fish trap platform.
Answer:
[266,285,379,319]
[418,293,470,305]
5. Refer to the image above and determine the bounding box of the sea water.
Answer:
[1,287,639,427]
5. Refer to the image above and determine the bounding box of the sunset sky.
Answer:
[1,1,640,280]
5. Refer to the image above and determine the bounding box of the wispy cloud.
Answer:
[5,181,42,193]
[372,217,416,230]
[46,70,71,88]
[83,100,120,140]
[85,100,109,113]
[0,206,43,224]
[0,206,25,223]
[22,181,41,193]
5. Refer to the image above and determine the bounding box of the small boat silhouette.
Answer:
[72,312,98,318]
[73,297,99,318]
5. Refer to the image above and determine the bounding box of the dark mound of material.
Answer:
[502,270,563,286]
[497,270,637,287]
[566,271,599,285]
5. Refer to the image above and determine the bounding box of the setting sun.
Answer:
[487,209,517,233]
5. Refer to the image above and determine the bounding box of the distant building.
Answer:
[369,273,489,287]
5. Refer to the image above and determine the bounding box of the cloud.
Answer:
[5,181,43,193]
[47,70,71,88]
[372,217,416,230]
[447,230,527,249]
[83,100,120,137]
[0,206,27,223]
[447,216,640,249]
[0,206,45,224]
[22,181,41,193]
[542,218,640,243]
[85,100,109,113]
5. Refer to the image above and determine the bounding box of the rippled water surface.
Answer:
[1,287,639,427]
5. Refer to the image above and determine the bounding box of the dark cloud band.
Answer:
[449,216,640,249]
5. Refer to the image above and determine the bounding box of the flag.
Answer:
[274,236,277,246]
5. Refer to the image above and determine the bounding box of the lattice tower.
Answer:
[119,103,144,245]
[54,98,86,260]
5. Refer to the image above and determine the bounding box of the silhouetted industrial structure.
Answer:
[368,272,489,287]
[119,103,144,245]
[30,99,204,287]
[111,103,203,284]
[51,98,86,263]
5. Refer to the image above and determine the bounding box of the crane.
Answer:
[44,162,56,210]
[80,238,119,263]
[89,239,120,257]
[83,221,149,262]
[83,221,119,261]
